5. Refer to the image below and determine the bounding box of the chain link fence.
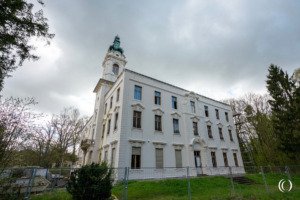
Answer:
[0,165,299,199]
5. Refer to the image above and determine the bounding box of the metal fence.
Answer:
[0,165,299,199]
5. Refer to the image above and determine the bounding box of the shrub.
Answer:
[66,163,113,200]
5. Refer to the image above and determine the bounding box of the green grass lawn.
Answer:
[32,173,300,200]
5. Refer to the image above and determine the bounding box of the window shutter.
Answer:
[132,147,141,155]
[175,150,182,168]
[156,148,163,168]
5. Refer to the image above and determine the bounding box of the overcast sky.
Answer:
[2,0,300,117]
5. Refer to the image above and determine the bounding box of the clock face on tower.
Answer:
[113,64,119,75]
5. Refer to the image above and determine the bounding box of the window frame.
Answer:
[215,109,219,120]
[223,152,229,167]
[116,88,120,102]
[204,106,209,117]
[190,101,195,113]
[219,127,224,140]
[207,125,213,139]
[154,91,161,105]
[134,85,142,100]
[172,96,178,109]
[193,122,198,136]
[211,151,217,167]
[107,119,111,135]
[173,118,180,134]
[131,147,141,169]
[233,153,239,167]
[155,148,164,169]
[154,115,162,131]
[133,111,142,129]
[225,112,229,122]
[114,112,119,130]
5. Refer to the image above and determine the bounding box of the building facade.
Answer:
[78,36,245,180]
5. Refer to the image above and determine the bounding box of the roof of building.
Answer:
[124,68,230,107]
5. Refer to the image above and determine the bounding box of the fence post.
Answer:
[260,166,269,193]
[25,168,37,200]
[229,166,235,196]
[122,167,129,200]
[186,167,191,200]
[285,166,291,181]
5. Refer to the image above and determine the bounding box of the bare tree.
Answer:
[51,107,86,167]
[0,97,39,171]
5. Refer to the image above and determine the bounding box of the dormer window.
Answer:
[113,64,119,75]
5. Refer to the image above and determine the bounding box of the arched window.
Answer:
[112,63,119,75]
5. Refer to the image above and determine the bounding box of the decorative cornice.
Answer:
[191,116,200,122]
[227,125,233,130]
[171,112,181,119]
[205,120,212,125]
[152,108,164,115]
[217,122,223,128]
[131,103,145,111]
[129,139,145,147]
[93,78,114,93]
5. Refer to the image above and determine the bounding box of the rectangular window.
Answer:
[134,85,142,100]
[211,152,217,167]
[114,113,118,130]
[155,115,162,131]
[219,127,224,140]
[102,124,105,138]
[204,106,209,117]
[107,119,111,135]
[225,112,229,122]
[175,149,182,168]
[116,88,120,102]
[154,91,161,105]
[111,148,116,167]
[172,96,178,109]
[233,153,239,167]
[104,103,107,114]
[104,151,108,163]
[133,111,141,128]
[173,118,180,134]
[207,125,213,138]
[110,96,113,108]
[223,152,228,167]
[131,147,141,169]
[193,122,198,135]
[190,101,195,113]
[229,129,233,141]
[215,109,219,120]
[155,148,164,168]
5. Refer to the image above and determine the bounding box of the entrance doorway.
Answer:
[194,151,202,175]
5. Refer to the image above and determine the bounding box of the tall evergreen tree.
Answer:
[266,64,300,163]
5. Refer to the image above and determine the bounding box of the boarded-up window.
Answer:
[155,148,164,168]
[131,147,141,169]
[211,151,217,167]
[175,149,182,168]
[223,152,228,167]
[111,148,116,167]
[233,153,239,167]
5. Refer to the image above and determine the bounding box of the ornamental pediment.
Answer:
[191,116,200,122]
[217,122,223,128]
[227,125,233,130]
[152,108,164,115]
[184,91,199,101]
[171,112,181,119]
[172,143,184,150]
[131,103,145,111]
[153,141,167,148]
[205,120,212,125]
[114,105,120,112]
[129,139,145,147]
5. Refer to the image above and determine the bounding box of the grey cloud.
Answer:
[2,0,300,116]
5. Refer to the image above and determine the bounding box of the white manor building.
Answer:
[78,36,245,180]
